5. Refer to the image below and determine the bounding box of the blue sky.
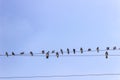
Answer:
[0,0,120,80]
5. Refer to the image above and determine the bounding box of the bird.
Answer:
[30,51,33,56]
[88,48,91,51]
[20,52,24,55]
[12,52,15,56]
[60,49,63,54]
[56,52,59,58]
[51,50,55,53]
[96,47,99,53]
[73,49,75,54]
[105,51,108,59]
[80,48,83,53]
[67,48,70,54]
[46,51,49,59]
[5,52,8,57]
[106,47,110,50]
[42,50,45,54]
[113,46,117,50]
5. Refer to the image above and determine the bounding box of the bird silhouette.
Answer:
[6,52,8,57]
[80,48,83,53]
[56,52,59,58]
[12,52,15,56]
[60,49,63,54]
[105,51,108,59]
[96,47,99,53]
[42,50,45,54]
[106,47,110,50]
[113,46,117,50]
[67,48,70,54]
[51,50,55,53]
[46,51,49,59]
[20,52,24,55]
[73,49,75,54]
[30,51,33,56]
[88,48,91,51]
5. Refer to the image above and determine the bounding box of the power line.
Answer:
[0,49,120,56]
[1,54,120,57]
[0,73,120,79]
[1,46,120,59]
[1,48,120,55]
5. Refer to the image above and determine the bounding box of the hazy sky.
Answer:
[0,0,120,80]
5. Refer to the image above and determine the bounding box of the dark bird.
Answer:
[96,47,99,53]
[113,46,117,50]
[51,50,55,53]
[20,52,24,55]
[60,49,63,54]
[106,47,110,50]
[56,52,59,58]
[88,48,91,51]
[105,51,108,59]
[42,50,45,54]
[46,51,49,59]
[67,48,70,54]
[30,51,33,56]
[80,48,83,53]
[6,52,8,57]
[73,49,75,54]
[12,52,15,56]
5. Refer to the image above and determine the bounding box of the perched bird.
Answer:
[80,48,83,53]
[20,52,24,55]
[46,51,49,59]
[6,52,8,57]
[42,50,45,54]
[30,51,33,56]
[60,49,63,54]
[96,47,99,53]
[56,52,59,58]
[12,52,15,56]
[51,50,55,53]
[113,46,117,50]
[73,49,75,54]
[105,51,108,59]
[88,48,91,51]
[67,48,70,54]
[106,47,110,50]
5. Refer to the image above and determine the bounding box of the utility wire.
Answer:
[0,73,120,79]
[0,54,120,57]
[0,49,120,56]
[0,47,120,58]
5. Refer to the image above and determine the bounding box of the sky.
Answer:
[0,0,120,80]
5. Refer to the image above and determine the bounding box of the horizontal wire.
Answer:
[0,48,120,57]
[0,73,120,79]
[0,54,120,56]
[1,48,120,54]
[38,49,120,54]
